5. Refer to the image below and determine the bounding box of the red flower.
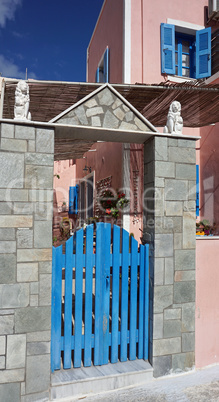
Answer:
[106,208,111,214]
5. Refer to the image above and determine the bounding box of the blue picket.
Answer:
[144,244,149,360]
[129,236,138,360]
[120,228,129,362]
[63,236,73,369]
[51,246,56,372]
[74,228,84,367]
[138,244,145,359]
[94,223,103,365]
[84,224,94,367]
[101,223,111,365]
[52,245,63,370]
[111,225,120,363]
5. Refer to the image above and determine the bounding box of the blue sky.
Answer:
[0,0,104,82]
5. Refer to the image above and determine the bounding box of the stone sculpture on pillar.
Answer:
[14,80,31,121]
[163,100,183,135]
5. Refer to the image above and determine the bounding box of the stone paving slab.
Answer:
[54,364,219,402]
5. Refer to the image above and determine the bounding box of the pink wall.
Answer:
[131,0,208,84]
[129,144,144,243]
[87,0,124,83]
[199,123,219,231]
[53,160,76,209]
[196,238,219,368]
[76,142,123,191]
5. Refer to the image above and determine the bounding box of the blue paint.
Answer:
[129,236,138,360]
[63,236,73,369]
[51,224,150,370]
[138,244,145,359]
[94,223,103,365]
[74,228,84,367]
[111,225,120,363]
[101,223,111,365]
[144,244,150,360]
[84,224,94,367]
[120,228,129,362]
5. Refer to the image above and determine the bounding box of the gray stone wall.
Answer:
[144,136,196,377]
[56,86,153,132]
[0,122,54,401]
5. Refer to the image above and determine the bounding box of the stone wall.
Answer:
[0,122,54,401]
[144,136,196,377]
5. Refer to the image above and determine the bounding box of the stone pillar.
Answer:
[144,136,196,377]
[0,122,54,401]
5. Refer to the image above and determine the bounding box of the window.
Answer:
[95,47,109,83]
[161,24,211,79]
[175,33,195,78]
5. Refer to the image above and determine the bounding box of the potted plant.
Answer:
[62,201,67,212]
[99,189,129,222]
[196,219,215,236]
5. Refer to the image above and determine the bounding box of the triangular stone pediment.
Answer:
[51,84,157,133]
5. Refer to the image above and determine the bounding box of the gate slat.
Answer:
[111,225,120,363]
[94,222,103,365]
[74,228,84,368]
[51,247,56,372]
[129,236,138,360]
[120,228,129,362]
[51,245,63,370]
[84,224,94,367]
[63,236,73,369]
[138,244,145,359]
[144,244,149,360]
[101,223,111,365]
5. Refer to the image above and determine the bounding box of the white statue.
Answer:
[163,101,183,135]
[14,80,31,121]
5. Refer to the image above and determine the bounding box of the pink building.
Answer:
[52,0,219,372]
[85,0,219,370]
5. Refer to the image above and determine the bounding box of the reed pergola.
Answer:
[2,79,219,127]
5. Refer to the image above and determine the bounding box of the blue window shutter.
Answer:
[69,185,79,214]
[196,165,199,217]
[69,186,75,214]
[196,27,211,78]
[95,67,100,83]
[74,185,79,215]
[161,23,175,75]
[104,47,109,83]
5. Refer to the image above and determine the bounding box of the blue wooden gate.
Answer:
[51,223,149,372]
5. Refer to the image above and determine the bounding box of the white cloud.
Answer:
[0,0,22,28]
[0,55,37,79]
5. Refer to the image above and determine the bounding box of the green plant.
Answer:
[99,189,129,221]
[196,219,215,236]
[62,201,67,211]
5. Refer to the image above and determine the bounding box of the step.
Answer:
[50,360,153,400]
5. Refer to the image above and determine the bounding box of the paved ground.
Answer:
[68,364,219,402]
